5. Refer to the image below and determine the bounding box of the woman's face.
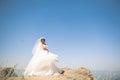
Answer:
[41,39,45,44]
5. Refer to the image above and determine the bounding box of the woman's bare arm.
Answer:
[41,44,49,51]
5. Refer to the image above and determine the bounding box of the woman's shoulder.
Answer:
[42,44,48,47]
[44,44,48,47]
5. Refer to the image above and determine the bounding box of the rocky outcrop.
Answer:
[7,67,95,80]
[61,67,95,80]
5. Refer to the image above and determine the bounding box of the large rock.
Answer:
[62,67,95,80]
[7,67,96,80]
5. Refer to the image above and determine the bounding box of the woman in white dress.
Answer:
[24,37,61,76]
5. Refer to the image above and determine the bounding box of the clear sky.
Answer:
[0,0,120,71]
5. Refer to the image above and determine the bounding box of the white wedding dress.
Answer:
[24,42,60,76]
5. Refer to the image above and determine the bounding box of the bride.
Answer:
[24,37,61,76]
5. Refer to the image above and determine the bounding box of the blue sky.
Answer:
[0,0,120,71]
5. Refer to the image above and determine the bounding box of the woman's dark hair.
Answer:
[40,38,45,42]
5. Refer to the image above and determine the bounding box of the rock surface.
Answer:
[6,67,95,80]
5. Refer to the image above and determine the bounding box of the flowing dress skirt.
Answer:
[24,50,60,76]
